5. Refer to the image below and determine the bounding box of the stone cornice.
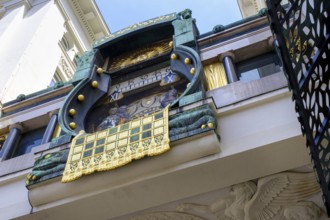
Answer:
[68,0,110,44]
[198,16,269,48]
[0,84,73,116]
[54,0,86,52]
[69,0,95,42]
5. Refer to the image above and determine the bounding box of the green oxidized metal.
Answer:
[72,50,103,84]
[172,9,198,47]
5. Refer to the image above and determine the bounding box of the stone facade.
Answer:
[0,4,327,220]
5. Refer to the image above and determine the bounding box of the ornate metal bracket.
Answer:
[266,0,330,214]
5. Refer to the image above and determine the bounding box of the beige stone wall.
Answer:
[237,0,266,18]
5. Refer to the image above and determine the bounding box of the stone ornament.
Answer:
[245,172,321,220]
[130,211,206,220]
[176,172,323,220]
[26,149,69,185]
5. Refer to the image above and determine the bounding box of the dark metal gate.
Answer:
[266,0,330,214]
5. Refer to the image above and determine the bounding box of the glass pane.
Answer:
[237,52,281,83]
[11,127,46,158]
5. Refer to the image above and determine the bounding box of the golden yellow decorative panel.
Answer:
[62,107,170,183]
[203,62,228,90]
[108,39,172,72]
[52,124,62,138]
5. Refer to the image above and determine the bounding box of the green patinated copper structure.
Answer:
[26,149,69,185]
[27,9,218,186]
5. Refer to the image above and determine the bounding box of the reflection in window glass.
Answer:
[237,52,281,82]
[11,127,46,158]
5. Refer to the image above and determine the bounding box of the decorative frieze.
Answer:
[175,172,323,220]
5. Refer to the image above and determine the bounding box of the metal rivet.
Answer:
[171,53,178,60]
[207,123,214,129]
[77,94,85,102]
[69,109,76,116]
[69,122,77,129]
[184,58,191,64]
[96,67,104,74]
[190,67,195,75]
[91,81,99,88]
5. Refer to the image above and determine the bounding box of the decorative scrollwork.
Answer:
[176,172,322,220]
[108,39,172,72]
[266,0,330,214]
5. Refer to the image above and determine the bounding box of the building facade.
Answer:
[0,4,327,220]
[0,0,109,103]
[237,0,289,18]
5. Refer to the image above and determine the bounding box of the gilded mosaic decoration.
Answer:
[86,88,181,133]
[108,39,172,72]
[62,107,170,182]
[203,62,228,90]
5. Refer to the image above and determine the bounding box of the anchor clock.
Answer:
[58,10,204,135]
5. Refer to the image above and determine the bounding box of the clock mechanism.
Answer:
[59,11,204,136]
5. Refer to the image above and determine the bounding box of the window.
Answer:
[10,127,46,158]
[237,52,281,82]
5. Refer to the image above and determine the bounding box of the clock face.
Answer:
[108,66,182,102]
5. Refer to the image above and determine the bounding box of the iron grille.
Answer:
[266,0,330,214]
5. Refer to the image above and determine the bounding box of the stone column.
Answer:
[220,52,238,83]
[0,123,23,161]
[41,111,58,145]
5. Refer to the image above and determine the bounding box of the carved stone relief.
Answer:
[131,172,325,220]
[176,172,323,220]
[130,211,206,220]
[58,55,74,81]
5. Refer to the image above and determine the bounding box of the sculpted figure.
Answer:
[177,9,192,20]
[177,172,323,220]
[169,106,217,137]
[160,89,178,108]
[225,182,257,219]
[97,105,130,131]
[176,181,256,220]
[26,149,69,185]
[244,172,321,220]
[283,201,323,220]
